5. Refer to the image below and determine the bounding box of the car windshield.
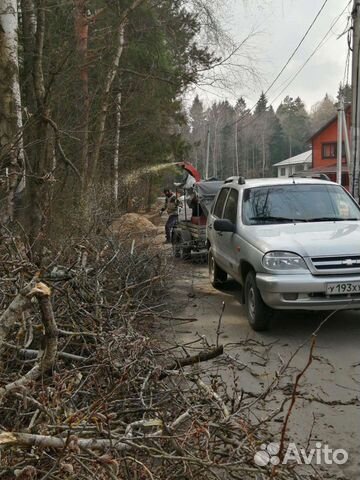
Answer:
[242,184,360,225]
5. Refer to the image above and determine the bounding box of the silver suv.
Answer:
[207,177,360,330]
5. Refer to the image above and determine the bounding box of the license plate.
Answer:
[326,282,360,295]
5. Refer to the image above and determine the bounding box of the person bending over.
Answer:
[161,189,178,243]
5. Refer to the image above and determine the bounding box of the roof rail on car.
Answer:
[289,173,331,181]
[224,176,236,183]
[223,176,246,185]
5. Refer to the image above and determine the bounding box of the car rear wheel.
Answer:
[244,271,271,331]
[209,249,227,287]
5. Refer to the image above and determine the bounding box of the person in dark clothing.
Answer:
[161,189,178,243]
[187,192,204,217]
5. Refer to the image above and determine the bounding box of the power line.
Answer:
[199,1,352,179]
[230,0,331,128]
[269,0,352,106]
[262,0,329,99]
[230,0,351,130]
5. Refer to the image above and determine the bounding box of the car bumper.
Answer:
[256,273,360,310]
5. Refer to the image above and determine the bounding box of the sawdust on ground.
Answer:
[110,213,158,238]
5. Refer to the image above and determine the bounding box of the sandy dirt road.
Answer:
[162,250,360,479]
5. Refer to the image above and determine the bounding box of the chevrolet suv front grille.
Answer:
[311,255,360,272]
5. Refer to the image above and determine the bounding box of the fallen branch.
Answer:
[0,283,57,402]
[159,345,224,379]
[0,431,129,452]
[0,278,37,351]
[194,378,230,419]
[3,343,87,362]
[125,275,162,292]
[0,410,191,453]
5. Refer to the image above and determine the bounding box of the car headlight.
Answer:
[263,251,308,271]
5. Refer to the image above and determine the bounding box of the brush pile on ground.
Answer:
[0,229,301,480]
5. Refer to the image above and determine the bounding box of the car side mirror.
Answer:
[214,219,236,233]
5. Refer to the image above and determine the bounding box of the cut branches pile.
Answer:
[0,228,301,479]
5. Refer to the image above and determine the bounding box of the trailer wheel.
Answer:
[180,245,191,260]
[209,249,227,287]
[171,232,181,258]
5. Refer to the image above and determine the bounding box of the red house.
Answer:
[309,106,351,189]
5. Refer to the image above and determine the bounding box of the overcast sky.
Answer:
[195,0,352,112]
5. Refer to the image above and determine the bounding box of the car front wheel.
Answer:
[209,249,227,287]
[244,271,272,331]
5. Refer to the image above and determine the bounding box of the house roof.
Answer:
[309,105,351,141]
[273,150,312,167]
[306,163,349,174]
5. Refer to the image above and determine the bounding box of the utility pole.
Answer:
[351,0,360,199]
[234,120,239,176]
[337,97,343,184]
[205,127,210,179]
[342,104,351,166]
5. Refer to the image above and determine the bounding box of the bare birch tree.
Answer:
[114,88,122,202]
[0,0,25,224]
[89,0,145,186]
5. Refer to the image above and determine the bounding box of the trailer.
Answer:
[171,180,223,259]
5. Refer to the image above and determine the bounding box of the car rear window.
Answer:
[242,184,360,224]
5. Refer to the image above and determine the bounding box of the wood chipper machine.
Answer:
[171,179,223,259]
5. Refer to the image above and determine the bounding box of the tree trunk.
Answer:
[234,122,239,176]
[0,0,25,224]
[262,132,265,177]
[213,117,220,178]
[89,21,126,185]
[289,136,292,158]
[21,0,37,109]
[89,0,145,186]
[28,0,53,251]
[113,90,122,203]
[74,0,90,182]
[252,145,255,175]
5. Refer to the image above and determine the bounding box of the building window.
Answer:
[280,167,286,176]
[322,143,337,159]
[295,164,303,172]
[322,143,346,159]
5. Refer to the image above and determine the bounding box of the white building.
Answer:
[273,150,312,178]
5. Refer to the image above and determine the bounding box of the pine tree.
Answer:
[254,92,268,114]
[269,111,286,167]
[189,96,206,171]
[276,96,311,158]
[337,83,352,105]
